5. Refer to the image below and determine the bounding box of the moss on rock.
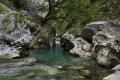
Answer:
[11,11,28,23]
[0,3,11,13]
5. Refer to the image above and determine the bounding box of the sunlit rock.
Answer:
[0,11,32,58]
[103,71,120,80]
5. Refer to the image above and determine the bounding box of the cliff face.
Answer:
[0,0,55,58]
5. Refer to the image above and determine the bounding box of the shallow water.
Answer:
[0,45,112,80]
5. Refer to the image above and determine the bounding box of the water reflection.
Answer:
[0,45,112,80]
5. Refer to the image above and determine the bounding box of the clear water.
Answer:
[31,45,74,66]
[0,45,112,80]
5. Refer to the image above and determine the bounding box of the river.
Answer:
[0,45,113,80]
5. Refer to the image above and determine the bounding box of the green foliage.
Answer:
[47,0,92,33]
[47,0,120,33]
[11,12,28,23]
[0,3,10,13]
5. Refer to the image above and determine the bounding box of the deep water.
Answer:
[0,45,113,80]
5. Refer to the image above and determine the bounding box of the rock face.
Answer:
[61,21,120,67]
[27,0,49,19]
[0,11,32,58]
[0,2,56,58]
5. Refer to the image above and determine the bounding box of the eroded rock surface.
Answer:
[70,37,92,58]
[27,0,49,19]
[0,11,32,58]
[61,21,120,67]
[91,21,120,67]
[61,32,92,58]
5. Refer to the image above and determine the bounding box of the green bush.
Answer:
[47,0,109,33]
[0,2,10,13]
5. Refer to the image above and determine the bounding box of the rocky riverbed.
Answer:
[0,45,114,80]
[0,1,120,80]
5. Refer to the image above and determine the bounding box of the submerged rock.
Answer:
[0,58,36,68]
[0,58,36,77]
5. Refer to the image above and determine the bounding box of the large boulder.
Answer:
[82,21,120,67]
[61,21,120,67]
[81,21,108,43]
[0,11,32,58]
[92,22,120,67]
[0,2,56,58]
[61,32,92,58]
[70,37,92,59]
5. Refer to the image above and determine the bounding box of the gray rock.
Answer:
[80,21,120,67]
[61,32,92,58]
[112,64,120,71]
[0,11,33,58]
[61,32,75,41]
[81,21,108,42]
[70,37,92,59]
[0,44,19,58]
[103,71,120,80]
[91,21,120,67]
[27,0,49,19]
[61,21,120,67]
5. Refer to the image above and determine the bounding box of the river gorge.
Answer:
[0,0,120,80]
